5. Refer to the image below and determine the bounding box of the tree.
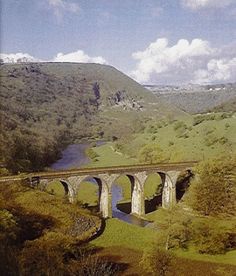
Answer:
[186,156,236,216]
[140,246,175,276]
[138,144,166,164]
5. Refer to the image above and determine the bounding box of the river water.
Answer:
[51,143,150,227]
[51,144,90,170]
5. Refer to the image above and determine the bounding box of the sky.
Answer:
[1,0,236,84]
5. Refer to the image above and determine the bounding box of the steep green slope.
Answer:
[0,62,187,172]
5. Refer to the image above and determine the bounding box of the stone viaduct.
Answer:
[0,162,197,218]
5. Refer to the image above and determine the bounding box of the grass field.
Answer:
[91,217,236,267]
[46,180,99,206]
[86,142,137,167]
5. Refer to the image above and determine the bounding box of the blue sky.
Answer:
[1,0,236,84]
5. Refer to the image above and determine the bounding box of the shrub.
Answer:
[225,123,230,129]
[168,141,174,146]
[140,247,175,276]
[138,144,166,164]
[219,136,228,145]
[204,135,219,147]
[86,148,99,161]
[151,135,157,141]
[173,121,187,131]
[193,116,205,126]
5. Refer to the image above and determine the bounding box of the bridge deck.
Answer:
[0,161,198,182]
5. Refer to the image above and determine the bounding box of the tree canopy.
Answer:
[187,156,236,216]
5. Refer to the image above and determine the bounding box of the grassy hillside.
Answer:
[86,112,236,164]
[0,62,187,173]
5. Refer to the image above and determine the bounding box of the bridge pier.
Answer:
[162,171,180,209]
[99,182,111,218]
[131,172,145,216]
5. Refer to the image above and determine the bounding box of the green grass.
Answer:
[91,218,157,251]
[76,182,98,206]
[123,113,236,162]
[46,180,65,196]
[174,247,236,266]
[92,217,236,266]
[2,182,101,237]
[86,142,136,167]
[46,180,99,206]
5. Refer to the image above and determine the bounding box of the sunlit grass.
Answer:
[91,218,157,251]
[92,217,236,266]
[86,142,136,167]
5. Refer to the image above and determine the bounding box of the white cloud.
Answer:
[0,50,107,65]
[53,50,107,64]
[130,38,236,84]
[47,0,80,19]
[0,53,41,63]
[182,0,234,10]
[194,58,236,83]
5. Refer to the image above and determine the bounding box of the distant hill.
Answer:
[0,62,187,172]
[211,96,236,112]
[145,83,236,114]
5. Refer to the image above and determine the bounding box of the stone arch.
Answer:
[175,169,194,202]
[40,178,75,203]
[75,175,109,218]
[60,179,75,203]
[144,171,179,210]
[111,173,143,216]
[143,172,163,214]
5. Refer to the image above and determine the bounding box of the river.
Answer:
[51,143,150,227]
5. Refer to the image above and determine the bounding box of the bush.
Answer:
[86,148,99,161]
[140,247,175,276]
[193,116,205,126]
[173,121,187,131]
[204,135,219,146]
[219,136,228,145]
[138,144,166,164]
[225,123,230,129]
[168,141,174,146]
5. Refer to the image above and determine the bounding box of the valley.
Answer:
[0,62,236,275]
